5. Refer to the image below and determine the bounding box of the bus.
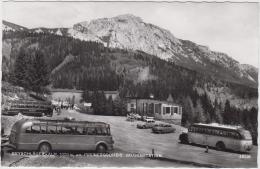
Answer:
[179,123,253,152]
[8,118,114,153]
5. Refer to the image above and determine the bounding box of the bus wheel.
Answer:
[39,143,51,154]
[179,133,189,144]
[96,144,107,153]
[216,142,225,151]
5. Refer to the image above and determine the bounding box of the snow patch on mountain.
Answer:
[35,28,44,33]
[55,29,63,36]
[3,24,15,31]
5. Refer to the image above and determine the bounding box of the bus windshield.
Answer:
[239,129,252,140]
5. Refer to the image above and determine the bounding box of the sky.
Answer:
[2,2,259,67]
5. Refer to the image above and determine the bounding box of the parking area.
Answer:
[1,109,258,167]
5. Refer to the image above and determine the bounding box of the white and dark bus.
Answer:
[8,118,114,153]
[179,123,253,152]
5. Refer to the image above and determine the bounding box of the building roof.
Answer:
[126,98,181,107]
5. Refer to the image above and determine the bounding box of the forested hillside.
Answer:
[2,31,258,144]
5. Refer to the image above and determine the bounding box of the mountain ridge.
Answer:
[2,16,258,88]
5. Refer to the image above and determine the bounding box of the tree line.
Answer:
[10,48,50,94]
[81,90,127,116]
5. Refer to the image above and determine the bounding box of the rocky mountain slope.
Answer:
[3,15,257,88]
[67,14,258,87]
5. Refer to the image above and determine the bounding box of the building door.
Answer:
[148,103,154,116]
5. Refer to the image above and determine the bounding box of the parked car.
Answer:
[141,116,155,121]
[133,114,142,120]
[137,119,156,129]
[152,124,176,134]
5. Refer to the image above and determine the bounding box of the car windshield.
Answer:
[239,129,252,140]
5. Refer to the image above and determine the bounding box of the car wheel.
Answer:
[96,144,107,153]
[39,143,51,154]
[216,142,226,151]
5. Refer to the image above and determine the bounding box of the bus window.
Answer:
[219,130,225,136]
[87,127,96,135]
[207,129,212,135]
[194,127,198,133]
[83,128,87,135]
[96,127,108,135]
[211,129,215,135]
[96,128,103,135]
[56,126,62,134]
[62,126,73,134]
[31,125,41,133]
[223,131,228,137]
[47,125,57,134]
[228,132,234,138]
[76,127,85,135]
[69,126,77,135]
[101,127,108,135]
[234,132,240,139]
[40,125,47,134]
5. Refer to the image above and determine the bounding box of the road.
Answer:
[1,109,258,167]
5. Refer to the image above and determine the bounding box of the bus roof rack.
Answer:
[194,123,242,130]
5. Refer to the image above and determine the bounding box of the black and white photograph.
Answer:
[1,1,258,168]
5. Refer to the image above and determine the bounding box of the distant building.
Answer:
[126,94,182,122]
[50,89,119,104]
[103,91,119,100]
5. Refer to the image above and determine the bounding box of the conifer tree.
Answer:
[13,48,29,88]
[223,99,231,124]
[32,50,50,93]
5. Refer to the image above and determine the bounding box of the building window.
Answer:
[130,103,135,113]
[166,107,170,114]
[174,107,178,114]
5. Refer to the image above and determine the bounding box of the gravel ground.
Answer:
[55,110,257,168]
[1,109,257,167]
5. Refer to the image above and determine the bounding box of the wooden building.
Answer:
[126,95,182,122]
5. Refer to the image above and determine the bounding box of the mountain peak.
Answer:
[70,14,180,58]
[113,14,143,22]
